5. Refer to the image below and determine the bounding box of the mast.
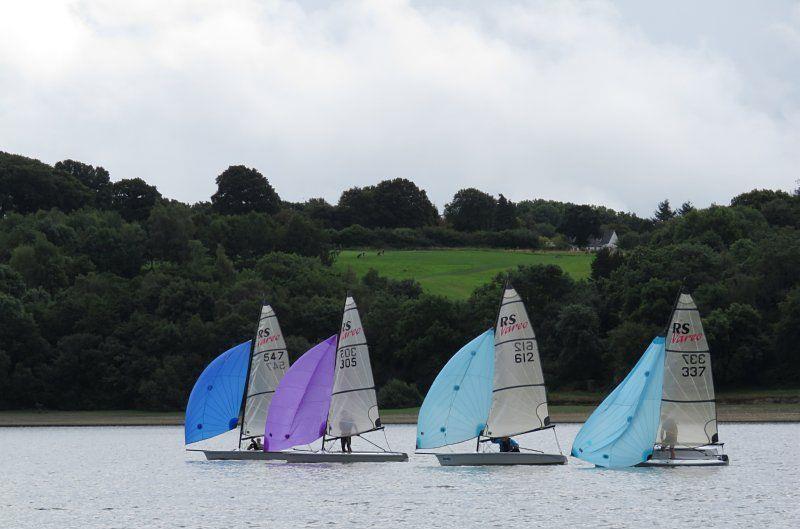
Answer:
[237,301,264,448]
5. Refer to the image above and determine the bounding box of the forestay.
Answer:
[327,296,381,438]
[571,336,666,467]
[485,286,549,438]
[659,292,718,446]
[416,330,495,449]
[185,341,251,444]
[264,336,337,451]
[240,304,290,448]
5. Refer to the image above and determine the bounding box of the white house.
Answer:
[586,230,619,251]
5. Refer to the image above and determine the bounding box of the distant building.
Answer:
[586,230,618,251]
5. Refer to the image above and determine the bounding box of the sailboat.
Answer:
[261,294,407,463]
[416,283,567,466]
[185,303,292,460]
[571,289,729,467]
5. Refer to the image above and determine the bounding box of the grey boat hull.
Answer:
[199,450,292,461]
[198,450,408,463]
[434,452,567,466]
[637,448,729,467]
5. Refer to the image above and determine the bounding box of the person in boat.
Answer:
[247,437,263,451]
[491,436,520,453]
[339,412,354,453]
[661,417,678,459]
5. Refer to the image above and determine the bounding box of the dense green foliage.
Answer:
[1,151,798,411]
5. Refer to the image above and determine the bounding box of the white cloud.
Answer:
[1,0,799,215]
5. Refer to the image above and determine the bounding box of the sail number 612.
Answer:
[513,341,535,363]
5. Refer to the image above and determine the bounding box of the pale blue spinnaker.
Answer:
[184,341,251,444]
[416,330,495,449]
[571,336,666,468]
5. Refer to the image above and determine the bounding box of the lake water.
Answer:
[2,423,798,528]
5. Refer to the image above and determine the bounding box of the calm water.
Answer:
[2,423,798,528]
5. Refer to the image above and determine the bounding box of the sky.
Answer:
[1,0,799,216]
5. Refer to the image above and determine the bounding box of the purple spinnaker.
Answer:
[264,335,337,451]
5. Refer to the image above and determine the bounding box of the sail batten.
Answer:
[484,286,549,438]
[327,297,381,438]
[239,304,290,448]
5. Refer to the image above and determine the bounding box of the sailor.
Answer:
[491,436,520,453]
[247,437,263,451]
[661,417,678,459]
[340,436,352,453]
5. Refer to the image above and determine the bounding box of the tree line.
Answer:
[1,151,799,410]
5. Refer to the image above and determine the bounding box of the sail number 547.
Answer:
[513,341,535,363]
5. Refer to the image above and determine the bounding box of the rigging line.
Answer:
[552,424,563,456]
[358,434,388,453]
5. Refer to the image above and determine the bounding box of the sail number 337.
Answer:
[513,341,536,363]
[681,353,706,377]
[339,347,358,368]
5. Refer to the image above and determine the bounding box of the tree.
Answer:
[1,151,92,215]
[211,165,280,215]
[653,199,675,223]
[54,160,112,208]
[443,188,496,231]
[677,201,695,216]
[554,304,602,385]
[561,204,601,246]
[336,179,438,229]
[372,178,438,228]
[147,202,194,263]
[591,247,624,280]
[494,194,518,230]
[111,178,162,222]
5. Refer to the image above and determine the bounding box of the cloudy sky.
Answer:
[2,0,799,215]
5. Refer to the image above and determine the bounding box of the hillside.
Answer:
[334,249,594,298]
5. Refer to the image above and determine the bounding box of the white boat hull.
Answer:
[637,448,729,467]
[198,450,408,463]
[434,452,567,466]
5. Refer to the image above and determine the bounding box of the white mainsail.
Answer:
[484,285,549,438]
[239,304,290,448]
[327,296,381,438]
[658,292,718,447]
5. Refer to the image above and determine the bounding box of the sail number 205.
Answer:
[681,353,706,377]
[513,341,536,363]
[339,347,358,368]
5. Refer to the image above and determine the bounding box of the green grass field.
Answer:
[334,249,594,298]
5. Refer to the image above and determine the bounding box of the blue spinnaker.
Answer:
[571,336,666,468]
[416,330,494,449]
[185,341,251,444]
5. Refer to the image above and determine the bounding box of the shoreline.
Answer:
[1,403,797,427]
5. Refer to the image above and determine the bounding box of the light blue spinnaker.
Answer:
[185,341,251,444]
[571,336,666,468]
[416,330,494,449]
